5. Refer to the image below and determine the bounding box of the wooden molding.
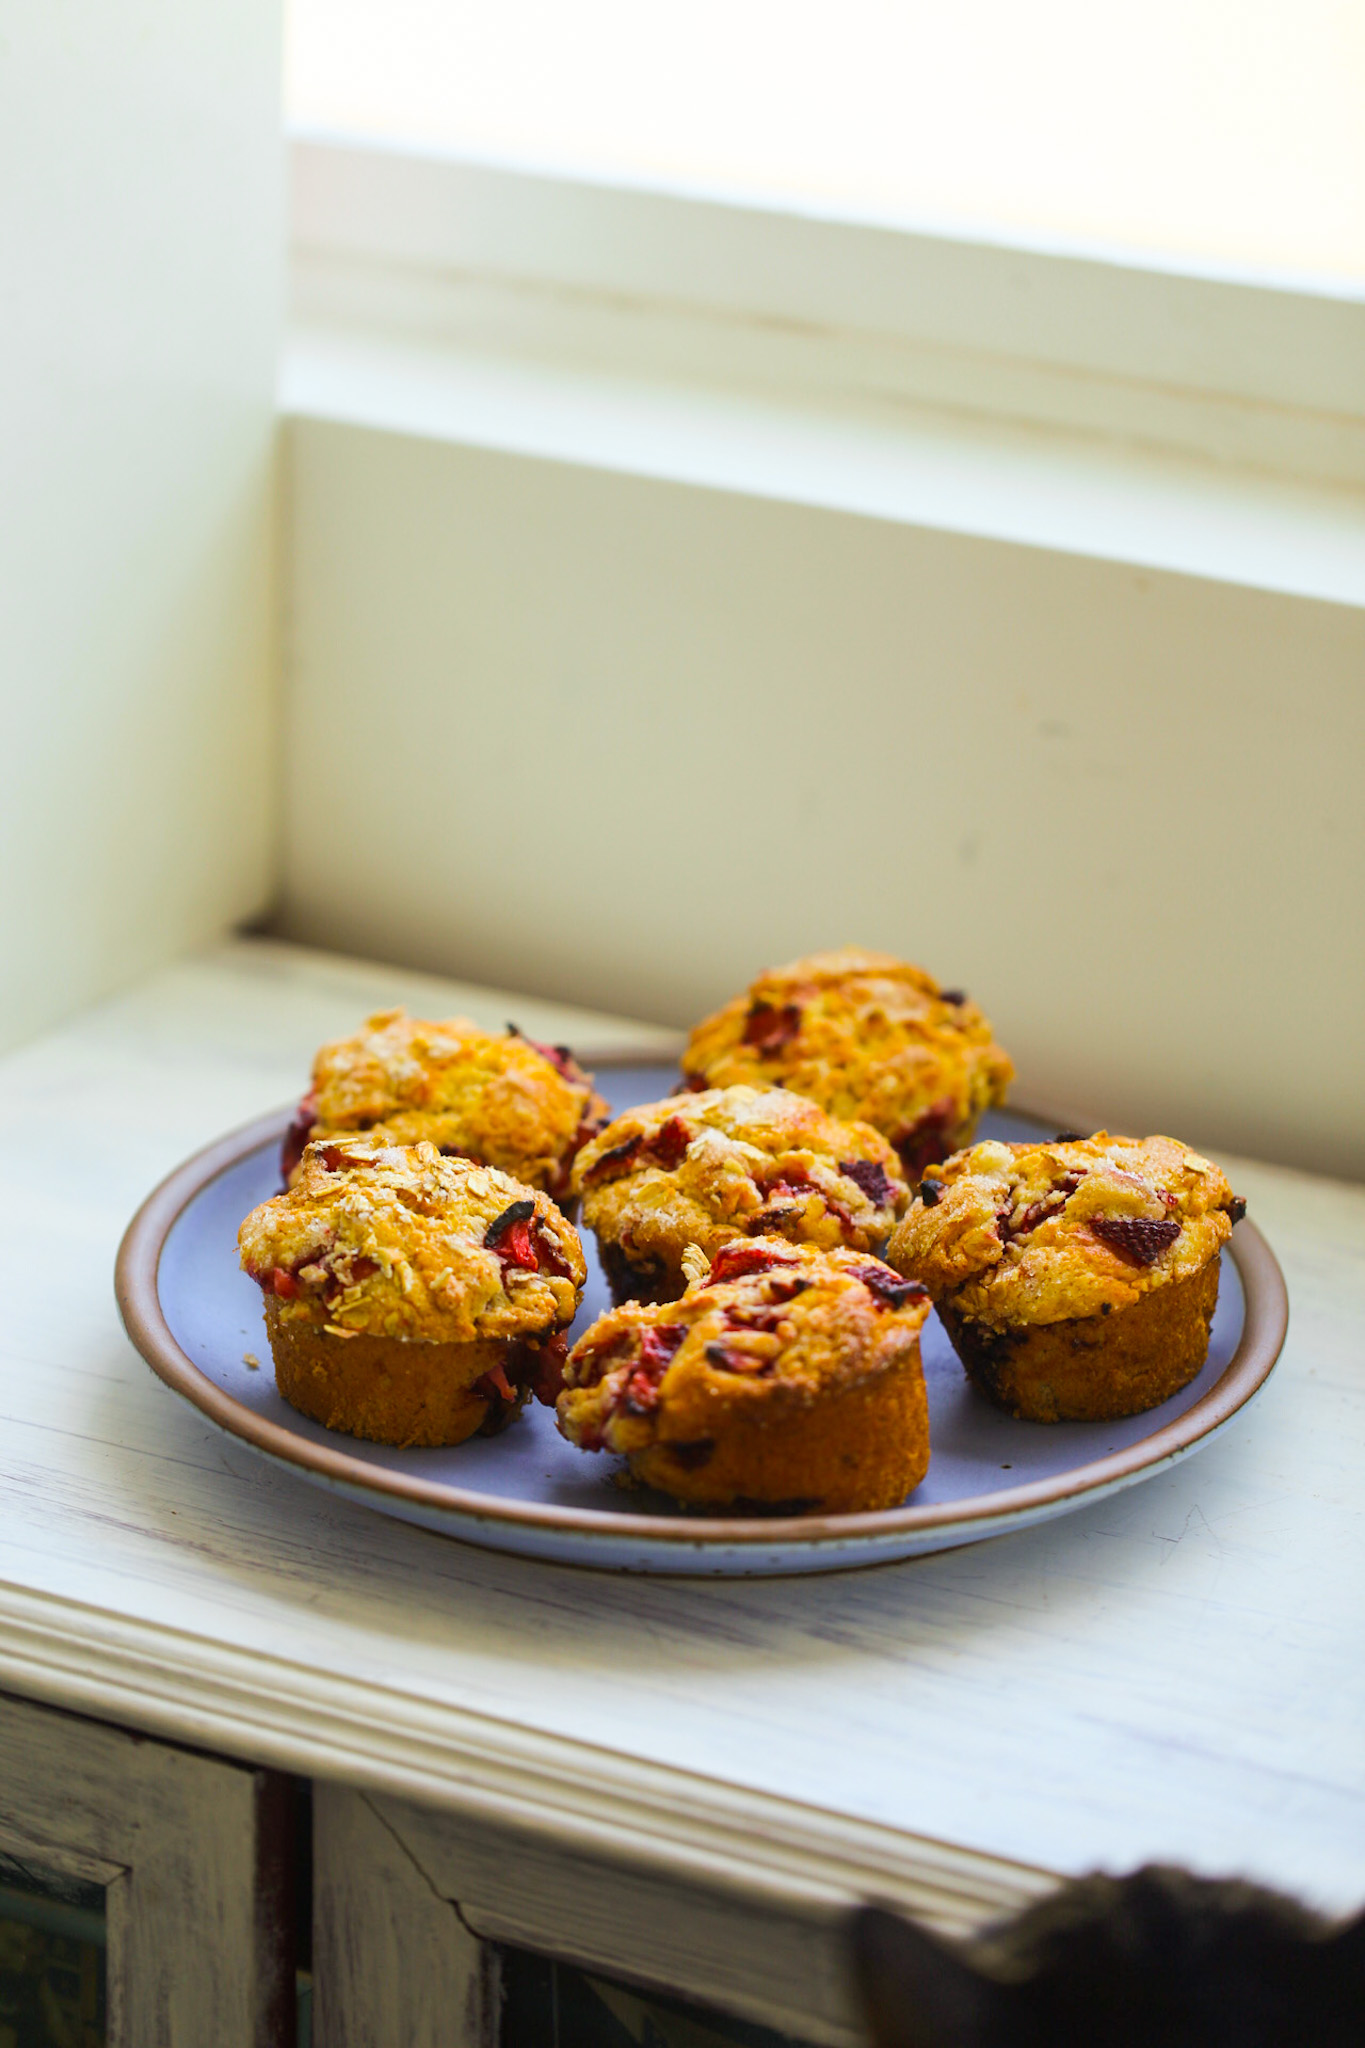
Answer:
[0,1586,1055,1941]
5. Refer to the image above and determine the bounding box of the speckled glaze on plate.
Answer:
[116,1064,1287,1576]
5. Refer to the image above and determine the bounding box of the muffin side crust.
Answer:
[574,1084,910,1304]
[557,1236,931,1511]
[680,948,1013,1177]
[937,1260,1221,1423]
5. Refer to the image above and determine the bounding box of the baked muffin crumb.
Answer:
[681,948,1012,1177]
[283,1008,607,1198]
[573,1084,910,1304]
[557,1236,930,1511]
[889,1131,1245,1422]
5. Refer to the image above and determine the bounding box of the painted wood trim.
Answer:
[374,1789,875,2045]
[0,1690,296,2047]
[313,1784,495,2048]
[291,136,1365,421]
[0,1588,1056,1937]
[290,135,1365,496]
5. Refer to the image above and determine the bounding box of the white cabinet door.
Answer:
[0,1690,296,2046]
[312,1783,841,2048]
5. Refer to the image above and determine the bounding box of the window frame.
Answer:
[290,129,1365,493]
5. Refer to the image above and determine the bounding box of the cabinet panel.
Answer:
[312,1785,491,2048]
[0,1692,294,2046]
[315,1788,858,2048]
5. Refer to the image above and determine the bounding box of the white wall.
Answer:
[280,420,1365,1182]
[0,0,282,1054]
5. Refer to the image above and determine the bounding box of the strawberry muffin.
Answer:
[888,1132,1247,1422]
[557,1236,931,1512]
[681,948,1013,1179]
[281,1008,607,1203]
[574,1085,909,1306]
[240,1133,586,1445]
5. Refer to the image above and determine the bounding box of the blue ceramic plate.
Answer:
[117,1064,1287,1576]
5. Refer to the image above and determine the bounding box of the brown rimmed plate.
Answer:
[116,1065,1287,1576]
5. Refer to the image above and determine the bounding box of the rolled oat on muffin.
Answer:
[681,948,1013,1179]
[239,1133,586,1446]
[888,1132,1246,1422]
[281,1007,608,1202]
[556,1236,931,1512]
[573,1084,910,1307]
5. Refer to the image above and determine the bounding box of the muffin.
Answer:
[887,1133,1247,1422]
[681,948,1013,1179]
[280,1008,608,1202]
[556,1236,931,1512]
[574,1085,910,1306]
[239,1133,586,1445]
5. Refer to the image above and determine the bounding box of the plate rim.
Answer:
[115,1102,1289,1554]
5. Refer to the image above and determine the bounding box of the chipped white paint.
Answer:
[314,1784,492,2048]
[0,1691,291,2045]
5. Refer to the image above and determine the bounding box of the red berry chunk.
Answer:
[531,1219,574,1279]
[621,1324,688,1414]
[847,1261,927,1309]
[507,1024,581,1081]
[477,1359,517,1404]
[707,1243,797,1286]
[840,1158,898,1208]
[650,1115,691,1172]
[526,1331,570,1405]
[723,1303,790,1335]
[704,1340,773,1376]
[484,1198,541,1271]
[1089,1215,1182,1266]
[585,1118,692,1187]
[502,1220,539,1269]
[894,1099,957,1180]
[582,1135,644,1188]
[753,1167,854,1234]
[741,1002,802,1053]
[280,1091,318,1183]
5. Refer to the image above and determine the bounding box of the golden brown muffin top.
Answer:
[288,1008,607,1196]
[680,948,1013,1173]
[557,1235,929,1458]
[887,1132,1245,1328]
[240,1134,585,1344]
[573,1085,909,1263]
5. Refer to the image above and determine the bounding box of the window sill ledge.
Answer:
[283,315,1365,609]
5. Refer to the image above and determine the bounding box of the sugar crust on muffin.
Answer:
[572,1084,910,1303]
[556,1236,931,1511]
[283,1007,607,1198]
[887,1132,1243,1329]
[240,1133,585,1345]
[680,948,1013,1178]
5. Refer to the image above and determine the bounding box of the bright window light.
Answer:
[287,0,1365,285]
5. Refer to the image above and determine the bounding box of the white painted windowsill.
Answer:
[1,936,1362,1955]
[284,133,1365,608]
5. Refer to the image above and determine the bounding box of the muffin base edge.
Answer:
[938,1256,1222,1423]
[264,1298,521,1447]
